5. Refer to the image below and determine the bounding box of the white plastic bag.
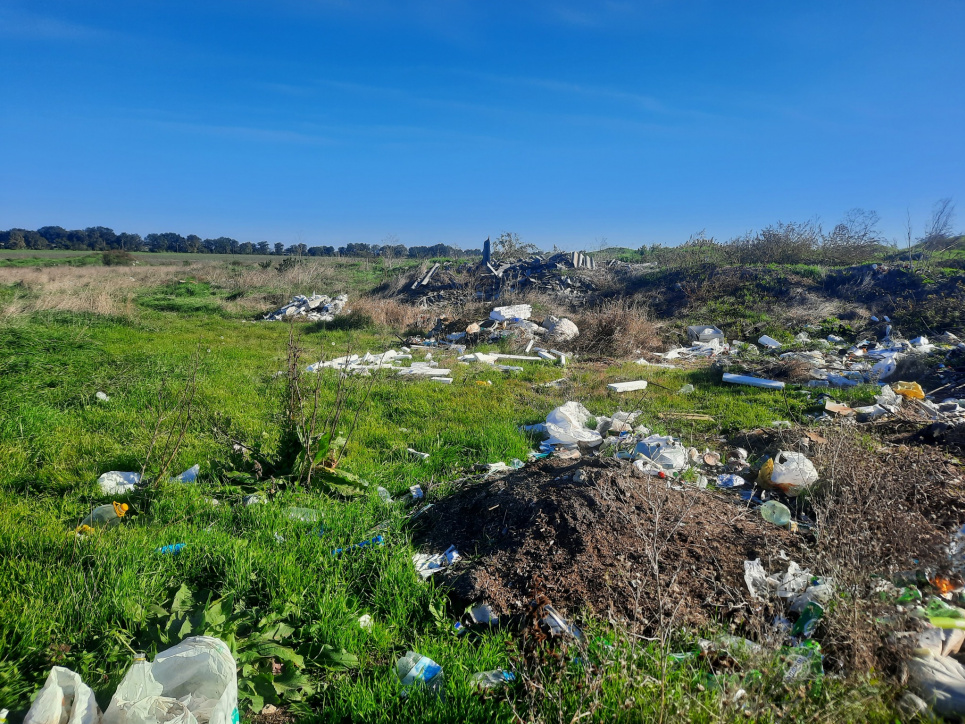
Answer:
[544,402,603,448]
[24,666,102,724]
[770,451,818,497]
[104,638,238,724]
[634,435,688,471]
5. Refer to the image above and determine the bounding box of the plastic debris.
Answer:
[98,471,141,496]
[332,535,384,557]
[543,401,604,449]
[541,605,581,638]
[716,474,745,488]
[96,391,110,402]
[359,614,373,630]
[78,502,129,531]
[634,435,688,471]
[396,651,444,698]
[24,667,101,724]
[156,543,185,555]
[287,507,321,522]
[758,335,782,349]
[908,653,965,717]
[760,500,791,526]
[722,373,785,390]
[103,637,238,724]
[413,545,461,579]
[769,452,819,497]
[894,381,926,400]
[470,604,499,625]
[687,325,725,344]
[470,670,516,691]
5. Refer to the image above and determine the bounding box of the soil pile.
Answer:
[417,457,804,629]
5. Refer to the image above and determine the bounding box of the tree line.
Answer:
[0,226,481,259]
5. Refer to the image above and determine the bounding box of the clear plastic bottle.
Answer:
[396,650,444,696]
[287,507,320,522]
[115,653,163,704]
[79,501,129,530]
[760,500,791,526]
[470,670,516,690]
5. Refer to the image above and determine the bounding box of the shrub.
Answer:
[102,250,135,266]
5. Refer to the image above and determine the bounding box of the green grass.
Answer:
[0,252,104,268]
[0,292,898,721]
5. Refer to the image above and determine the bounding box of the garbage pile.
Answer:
[414,454,805,628]
[408,304,579,352]
[647,321,965,427]
[401,252,600,307]
[878,566,965,718]
[263,293,348,322]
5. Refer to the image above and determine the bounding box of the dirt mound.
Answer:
[417,457,804,630]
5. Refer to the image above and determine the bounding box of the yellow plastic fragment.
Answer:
[893,381,925,400]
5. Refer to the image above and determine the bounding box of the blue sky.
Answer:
[1,0,962,250]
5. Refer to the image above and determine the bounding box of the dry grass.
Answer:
[0,258,380,320]
[0,265,172,319]
[780,290,865,327]
[570,299,661,357]
[347,297,433,332]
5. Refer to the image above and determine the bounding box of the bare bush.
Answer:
[821,208,889,265]
[730,220,823,265]
[571,300,661,358]
[808,428,965,672]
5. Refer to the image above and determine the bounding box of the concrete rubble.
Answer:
[263,293,349,322]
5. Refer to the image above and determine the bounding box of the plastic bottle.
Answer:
[470,670,516,690]
[117,652,163,702]
[760,501,791,527]
[396,651,444,696]
[287,507,320,522]
[79,501,129,530]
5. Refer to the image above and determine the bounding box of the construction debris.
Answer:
[397,251,601,307]
[263,293,348,322]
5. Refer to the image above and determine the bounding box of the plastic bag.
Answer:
[24,667,102,724]
[544,402,603,448]
[894,381,925,400]
[634,435,687,471]
[769,452,818,497]
[104,638,238,724]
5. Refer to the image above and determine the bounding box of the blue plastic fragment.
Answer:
[156,543,186,555]
[332,534,385,557]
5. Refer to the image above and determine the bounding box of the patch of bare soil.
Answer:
[417,457,804,631]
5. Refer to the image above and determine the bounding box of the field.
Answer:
[2,251,964,722]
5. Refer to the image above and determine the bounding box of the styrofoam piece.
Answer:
[490,305,532,322]
[722,373,785,389]
[397,367,452,376]
[607,380,649,393]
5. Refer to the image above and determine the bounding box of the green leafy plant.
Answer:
[135,584,358,713]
